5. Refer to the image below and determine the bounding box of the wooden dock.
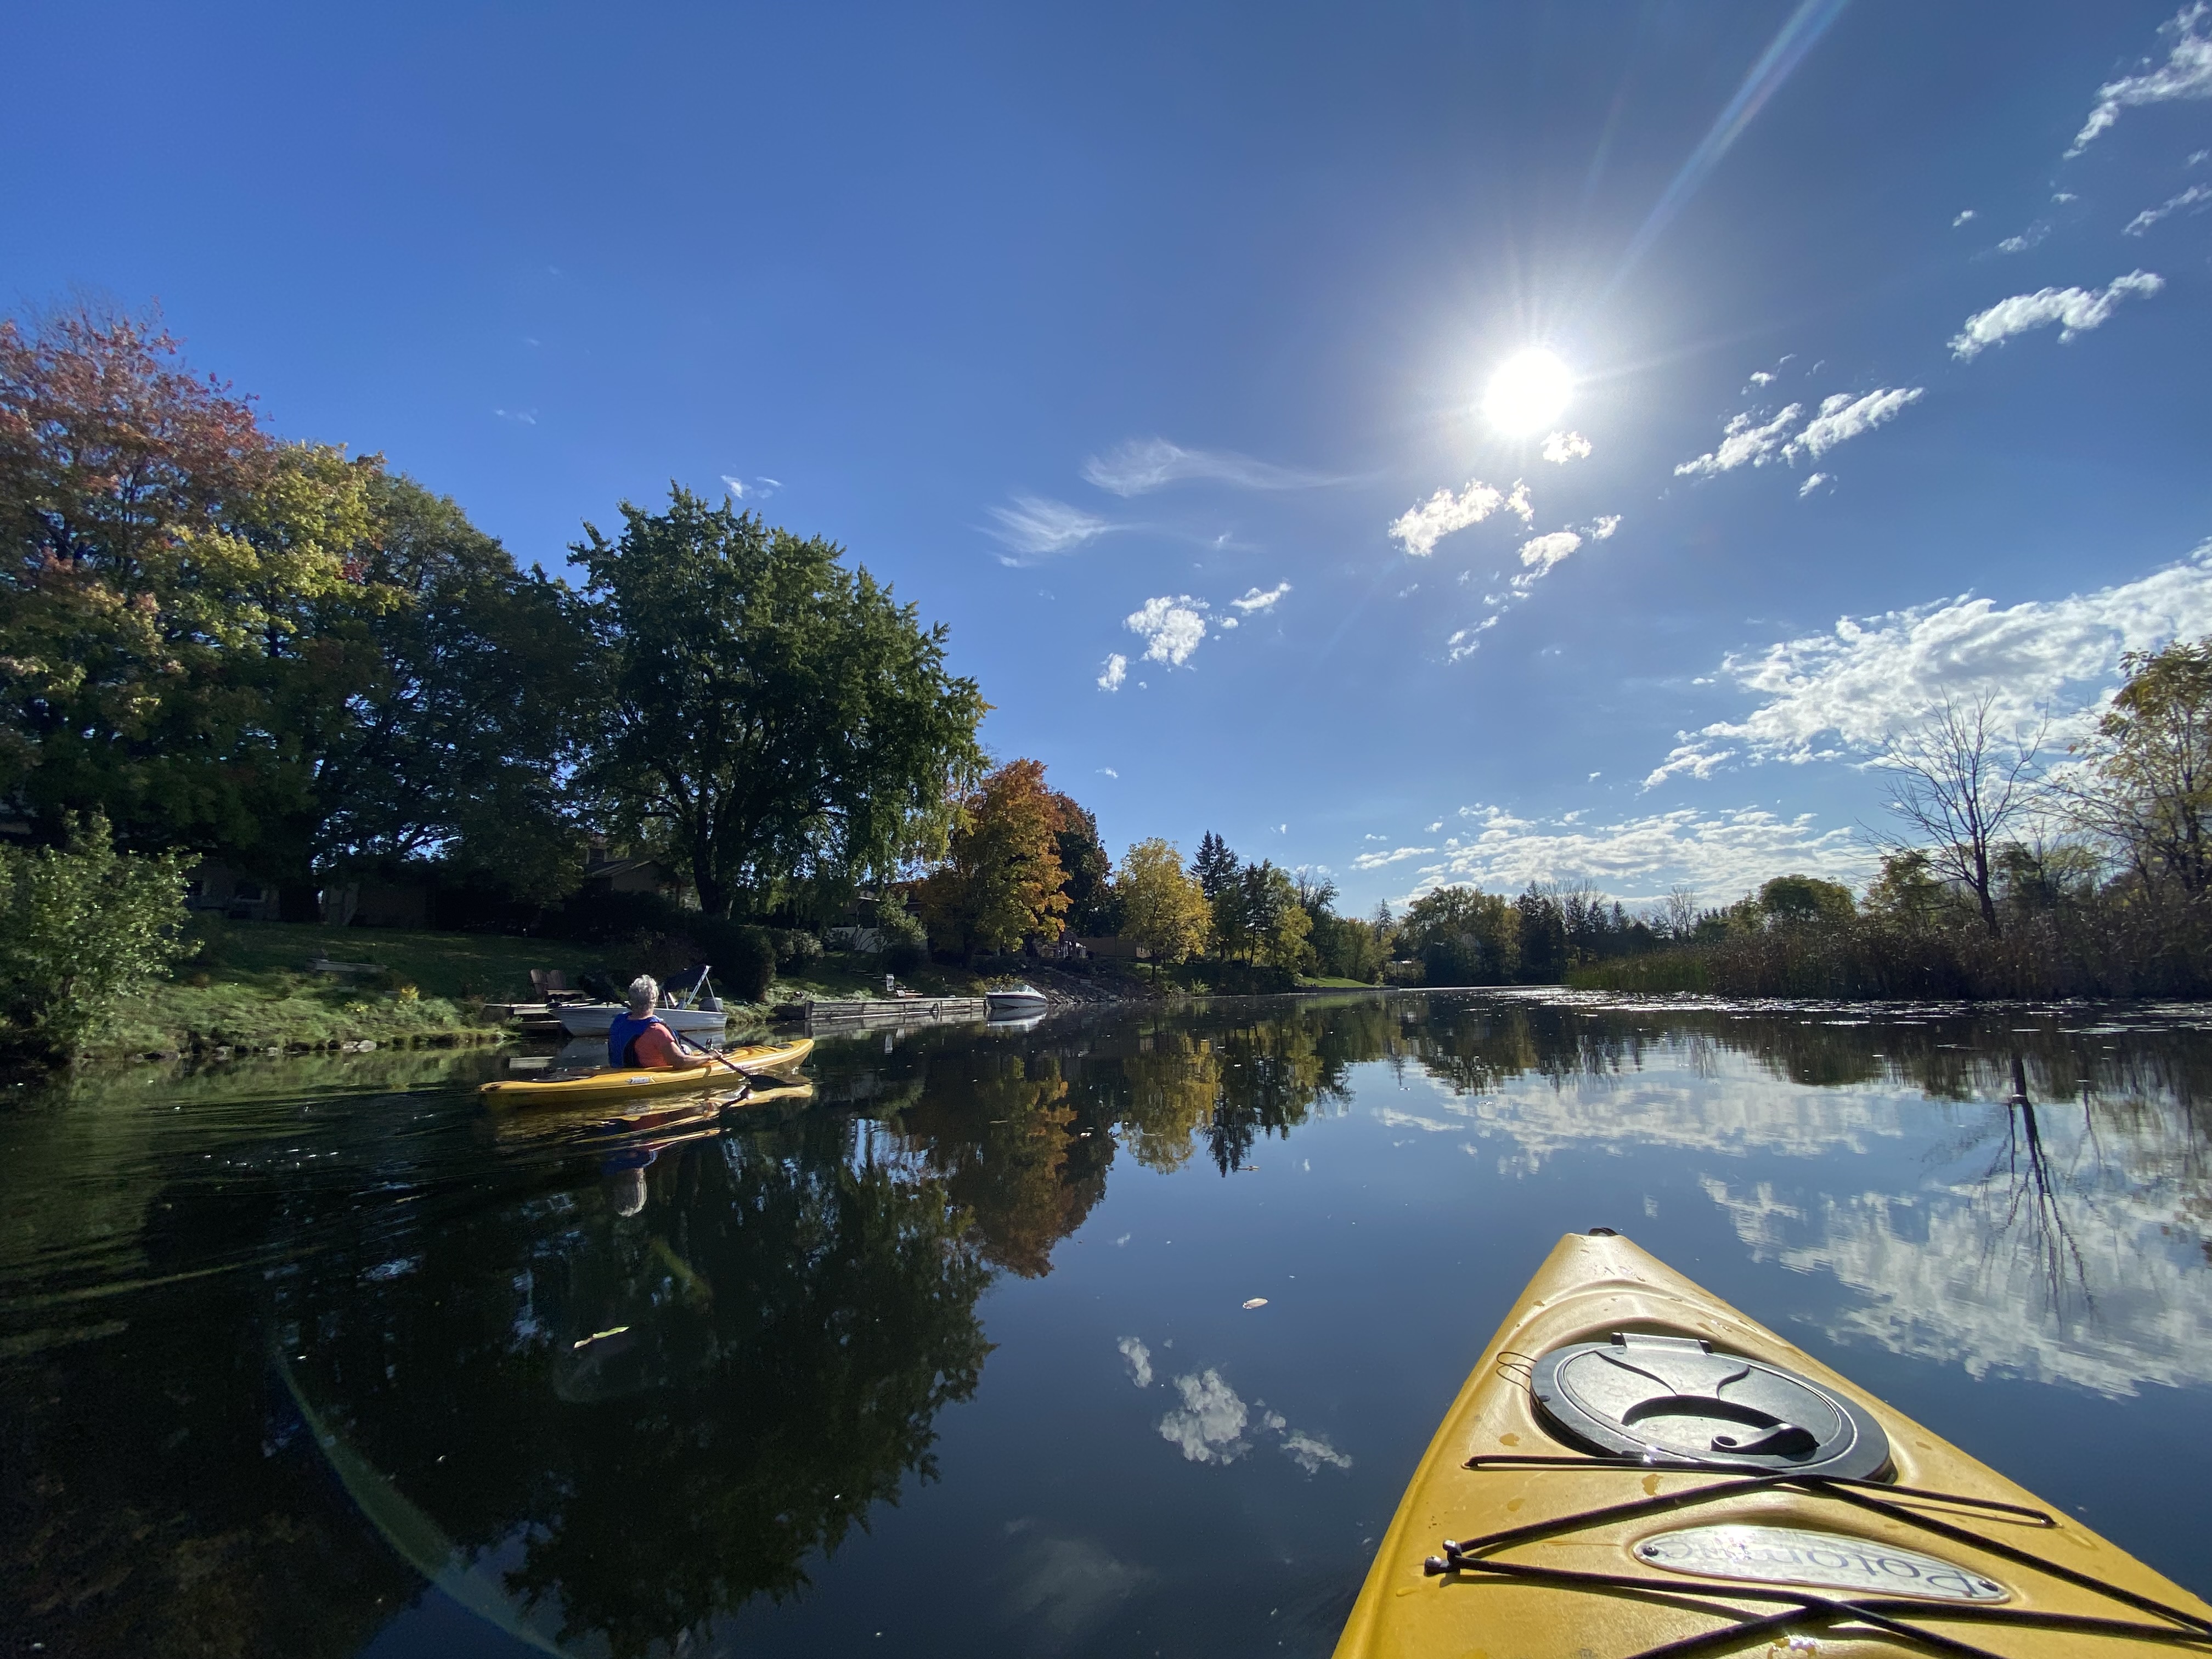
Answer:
[777,996,990,1028]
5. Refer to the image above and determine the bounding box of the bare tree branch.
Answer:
[1872,692,2047,936]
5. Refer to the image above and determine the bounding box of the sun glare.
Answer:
[1482,348,1572,437]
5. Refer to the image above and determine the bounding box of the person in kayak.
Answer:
[606,975,684,1069]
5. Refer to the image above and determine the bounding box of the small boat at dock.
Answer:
[984,984,1049,1017]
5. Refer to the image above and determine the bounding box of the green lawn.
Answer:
[84,918,998,1062]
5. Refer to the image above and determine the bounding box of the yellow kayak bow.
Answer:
[1335,1229,2212,1658]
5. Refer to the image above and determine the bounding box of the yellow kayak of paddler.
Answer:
[478,1037,814,1105]
[1335,1229,2212,1659]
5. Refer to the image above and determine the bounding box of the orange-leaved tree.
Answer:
[916,759,1071,959]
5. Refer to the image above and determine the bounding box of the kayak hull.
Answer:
[1334,1231,2212,1659]
[478,1038,814,1106]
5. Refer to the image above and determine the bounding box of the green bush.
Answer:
[721,926,777,1003]
[0,817,191,1061]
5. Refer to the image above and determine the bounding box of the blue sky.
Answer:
[8,2,2210,911]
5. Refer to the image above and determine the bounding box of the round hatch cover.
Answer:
[1634,1525,2008,1602]
[1530,1331,1891,1480]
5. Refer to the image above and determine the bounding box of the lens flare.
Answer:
[1482,349,1572,437]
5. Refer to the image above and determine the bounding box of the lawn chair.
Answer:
[531,968,590,1005]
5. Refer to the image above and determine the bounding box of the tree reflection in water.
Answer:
[280,1113,991,1658]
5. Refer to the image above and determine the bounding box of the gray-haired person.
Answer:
[606,975,682,1069]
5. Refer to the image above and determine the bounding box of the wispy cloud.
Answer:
[1230,582,1291,614]
[1949,271,2164,359]
[493,407,537,425]
[1677,387,1922,478]
[2124,181,2212,234]
[1782,387,1924,460]
[1674,404,1802,477]
[1952,209,1977,227]
[722,474,780,501]
[1403,803,1871,902]
[1389,479,1504,557]
[2067,3,2212,155]
[1351,844,1436,870]
[1082,438,1335,496]
[1125,596,1209,667]
[1512,531,1582,595]
[1995,222,2050,255]
[1097,653,1128,692]
[1541,430,1593,465]
[1588,515,1622,539]
[1644,539,2212,788]
[986,495,1118,564]
[1799,472,1831,496]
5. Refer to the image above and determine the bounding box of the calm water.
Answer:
[5,990,2210,1656]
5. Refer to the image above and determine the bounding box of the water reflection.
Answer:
[2,992,2208,1655]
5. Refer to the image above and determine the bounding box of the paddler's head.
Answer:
[627,974,659,1014]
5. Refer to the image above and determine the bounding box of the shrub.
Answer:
[720,926,777,1003]
[875,895,929,977]
[0,817,191,1061]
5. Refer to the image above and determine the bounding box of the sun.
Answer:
[1482,348,1573,437]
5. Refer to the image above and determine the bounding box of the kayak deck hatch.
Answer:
[1334,1229,2212,1659]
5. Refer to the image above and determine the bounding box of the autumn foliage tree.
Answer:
[915,759,1071,958]
[1111,838,1211,966]
[0,302,384,889]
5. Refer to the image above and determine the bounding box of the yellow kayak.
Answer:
[478,1037,814,1105]
[486,1079,817,1145]
[1335,1230,2212,1659]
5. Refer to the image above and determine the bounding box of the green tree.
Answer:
[913,758,1070,958]
[314,473,594,902]
[1047,790,1116,935]
[0,303,390,889]
[1114,838,1210,965]
[0,814,189,1059]
[1757,873,1856,927]
[573,488,985,918]
[1400,885,1520,983]
[2068,639,2212,898]
[1242,860,1312,970]
[1193,831,1237,900]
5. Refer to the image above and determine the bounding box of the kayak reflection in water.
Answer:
[605,974,684,1069]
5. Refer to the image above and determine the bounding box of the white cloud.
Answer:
[1643,540,2212,788]
[1099,767,1119,778]
[1674,404,1802,477]
[1097,653,1127,692]
[1541,430,1593,465]
[1950,270,2165,360]
[1351,844,1436,870]
[493,407,537,425]
[1231,582,1291,613]
[1280,1430,1353,1474]
[1996,223,2049,255]
[1082,437,1333,496]
[1405,804,1871,901]
[1445,630,1479,662]
[986,495,1117,563]
[1511,531,1582,595]
[1125,596,1209,667]
[1799,472,1830,496]
[722,474,779,500]
[1588,515,1622,540]
[2067,3,2212,155]
[1505,481,1533,524]
[1389,479,1503,557]
[1952,209,1977,226]
[1117,1335,1152,1387]
[1782,387,1925,461]
[1157,1369,1249,1464]
[2124,180,2212,234]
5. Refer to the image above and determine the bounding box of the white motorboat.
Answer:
[984,984,1049,1017]
[554,1003,730,1039]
